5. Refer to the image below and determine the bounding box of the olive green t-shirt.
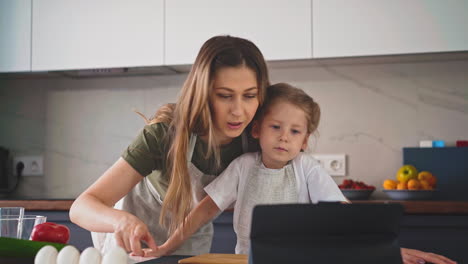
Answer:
[122,122,258,199]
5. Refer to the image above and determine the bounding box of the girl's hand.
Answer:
[113,213,158,256]
[401,248,457,264]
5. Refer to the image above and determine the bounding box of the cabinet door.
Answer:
[32,0,164,71]
[165,0,311,65]
[0,0,31,72]
[313,0,468,58]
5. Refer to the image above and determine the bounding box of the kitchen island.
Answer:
[1,199,467,262]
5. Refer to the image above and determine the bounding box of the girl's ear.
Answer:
[301,133,311,151]
[251,120,260,139]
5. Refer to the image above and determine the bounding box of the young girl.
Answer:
[143,82,347,255]
[142,84,458,264]
[70,35,270,256]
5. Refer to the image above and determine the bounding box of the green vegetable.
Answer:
[0,237,66,257]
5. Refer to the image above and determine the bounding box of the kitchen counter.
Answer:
[1,200,467,261]
[353,200,468,215]
[0,199,73,211]
[1,199,468,214]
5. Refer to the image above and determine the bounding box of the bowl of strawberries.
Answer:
[338,179,376,200]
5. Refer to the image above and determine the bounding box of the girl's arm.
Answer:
[143,195,221,257]
[69,157,157,256]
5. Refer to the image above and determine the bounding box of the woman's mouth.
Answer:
[227,122,243,130]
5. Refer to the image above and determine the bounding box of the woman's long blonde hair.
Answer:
[148,36,269,234]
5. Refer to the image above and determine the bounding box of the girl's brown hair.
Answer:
[256,83,321,135]
[149,35,269,234]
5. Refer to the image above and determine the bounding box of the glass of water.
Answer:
[0,207,25,239]
[0,215,47,239]
[0,207,25,218]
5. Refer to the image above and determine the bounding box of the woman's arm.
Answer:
[143,195,221,257]
[69,157,157,255]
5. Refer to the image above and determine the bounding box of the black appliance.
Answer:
[249,203,404,264]
[0,146,17,194]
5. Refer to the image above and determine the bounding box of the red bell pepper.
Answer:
[31,222,70,244]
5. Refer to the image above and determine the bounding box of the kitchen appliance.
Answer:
[249,203,404,264]
[0,146,17,194]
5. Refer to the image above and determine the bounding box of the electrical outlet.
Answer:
[312,154,346,176]
[13,155,44,176]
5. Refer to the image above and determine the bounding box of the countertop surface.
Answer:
[0,199,74,211]
[1,199,468,214]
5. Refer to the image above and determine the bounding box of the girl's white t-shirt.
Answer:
[204,152,347,254]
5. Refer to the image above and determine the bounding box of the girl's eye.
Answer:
[292,129,301,134]
[271,125,280,130]
[217,94,232,99]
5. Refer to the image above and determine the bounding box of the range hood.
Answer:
[1,51,468,79]
[59,65,184,78]
[38,51,468,77]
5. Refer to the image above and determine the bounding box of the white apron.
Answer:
[234,156,298,254]
[92,133,248,255]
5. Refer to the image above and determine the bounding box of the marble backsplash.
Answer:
[1,59,467,199]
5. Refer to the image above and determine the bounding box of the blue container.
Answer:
[432,140,445,147]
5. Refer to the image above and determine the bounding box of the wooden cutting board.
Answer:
[178,253,247,264]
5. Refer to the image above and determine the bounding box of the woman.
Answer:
[70,35,456,264]
[70,35,269,256]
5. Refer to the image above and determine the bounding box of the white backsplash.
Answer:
[1,60,467,199]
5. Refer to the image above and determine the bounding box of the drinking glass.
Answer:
[0,207,25,239]
[0,214,46,240]
[0,207,25,218]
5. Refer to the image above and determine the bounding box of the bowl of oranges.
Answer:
[382,165,437,200]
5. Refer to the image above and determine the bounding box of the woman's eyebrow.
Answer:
[214,87,258,92]
[244,87,258,92]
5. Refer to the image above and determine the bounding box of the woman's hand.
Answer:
[113,213,158,256]
[401,248,457,264]
[141,244,171,257]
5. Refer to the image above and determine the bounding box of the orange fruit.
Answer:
[418,171,437,187]
[383,179,398,190]
[418,171,432,181]
[397,181,408,190]
[419,180,433,190]
[427,175,437,187]
[408,179,421,190]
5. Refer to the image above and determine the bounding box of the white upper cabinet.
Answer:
[165,0,312,65]
[32,0,164,71]
[313,0,468,58]
[0,0,31,72]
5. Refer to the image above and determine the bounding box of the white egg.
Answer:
[34,245,58,264]
[79,247,101,264]
[56,245,80,264]
[102,246,128,264]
